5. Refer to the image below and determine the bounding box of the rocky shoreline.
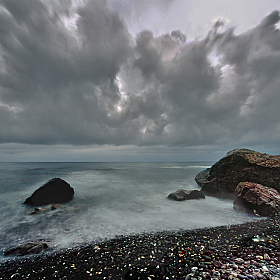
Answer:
[196,148,280,216]
[0,217,279,279]
[2,149,280,279]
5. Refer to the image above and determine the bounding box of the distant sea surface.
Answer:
[0,162,261,262]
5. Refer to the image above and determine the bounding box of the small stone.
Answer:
[191,267,198,272]
[213,261,222,268]
[261,266,269,272]
[235,258,244,264]
[230,272,238,278]
[212,271,220,279]
[11,274,20,279]
[238,275,248,279]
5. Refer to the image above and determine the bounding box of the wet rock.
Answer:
[168,189,205,201]
[29,207,43,215]
[195,168,210,187]
[23,178,74,206]
[197,149,280,197]
[4,241,48,256]
[28,204,60,215]
[51,204,59,210]
[233,182,280,216]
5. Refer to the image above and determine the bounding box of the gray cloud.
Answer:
[0,1,280,151]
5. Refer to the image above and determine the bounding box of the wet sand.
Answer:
[0,217,279,279]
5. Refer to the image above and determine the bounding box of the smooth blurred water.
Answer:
[0,162,261,262]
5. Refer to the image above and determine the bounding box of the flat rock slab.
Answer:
[168,189,205,201]
[23,178,74,206]
[4,241,48,256]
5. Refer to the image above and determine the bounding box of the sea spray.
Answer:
[0,162,261,262]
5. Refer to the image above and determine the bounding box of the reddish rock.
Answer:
[196,149,280,196]
[168,189,205,201]
[233,182,280,216]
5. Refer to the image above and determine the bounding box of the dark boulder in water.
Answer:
[233,182,280,216]
[23,178,74,206]
[4,241,48,256]
[168,189,205,201]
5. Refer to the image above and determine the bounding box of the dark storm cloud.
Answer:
[0,0,132,144]
[0,1,280,149]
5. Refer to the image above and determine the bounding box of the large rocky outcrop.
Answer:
[168,189,205,201]
[23,178,74,206]
[195,149,280,196]
[234,182,280,216]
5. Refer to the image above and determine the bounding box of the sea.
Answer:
[0,162,261,262]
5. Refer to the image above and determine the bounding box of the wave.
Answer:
[160,165,211,169]
[93,168,123,171]
[187,165,211,169]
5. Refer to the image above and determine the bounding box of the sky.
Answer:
[0,0,280,162]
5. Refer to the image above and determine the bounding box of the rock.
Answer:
[23,178,74,206]
[4,241,48,256]
[28,204,60,215]
[195,168,210,186]
[51,204,60,210]
[233,182,280,216]
[168,189,205,201]
[29,207,43,215]
[187,190,205,200]
[197,149,280,196]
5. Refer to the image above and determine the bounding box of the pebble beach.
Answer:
[0,217,279,279]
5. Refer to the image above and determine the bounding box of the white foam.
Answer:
[0,162,260,262]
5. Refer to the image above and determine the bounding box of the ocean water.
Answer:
[0,162,261,262]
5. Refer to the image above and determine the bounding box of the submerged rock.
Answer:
[196,148,280,196]
[29,207,43,215]
[4,241,48,256]
[168,189,205,201]
[23,178,74,206]
[28,204,60,215]
[234,182,280,216]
